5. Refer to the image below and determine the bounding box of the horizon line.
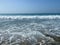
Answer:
[0,13,60,15]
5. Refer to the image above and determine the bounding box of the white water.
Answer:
[0,15,60,45]
[0,15,60,19]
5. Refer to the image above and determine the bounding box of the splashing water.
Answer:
[0,16,60,45]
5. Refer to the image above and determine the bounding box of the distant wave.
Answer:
[0,15,60,19]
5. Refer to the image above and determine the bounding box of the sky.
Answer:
[0,0,60,13]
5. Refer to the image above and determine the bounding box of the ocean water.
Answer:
[0,14,60,45]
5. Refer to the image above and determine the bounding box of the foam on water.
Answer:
[0,15,60,45]
[0,15,60,19]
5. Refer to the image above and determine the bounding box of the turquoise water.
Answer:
[0,13,60,16]
[0,14,60,45]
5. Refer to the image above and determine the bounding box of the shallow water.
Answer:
[0,16,60,45]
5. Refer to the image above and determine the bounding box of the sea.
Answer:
[0,13,60,45]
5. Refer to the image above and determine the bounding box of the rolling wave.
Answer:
[0,15,60,19]
[0,15,60,45]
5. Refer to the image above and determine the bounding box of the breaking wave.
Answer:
[0,15,60,45]
[0,15,60,19]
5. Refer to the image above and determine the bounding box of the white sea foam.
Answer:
[0,15,60,19]
[0,15,60,45]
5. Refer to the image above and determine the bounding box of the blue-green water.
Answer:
[0,14,60,45]
[0,13,60,16]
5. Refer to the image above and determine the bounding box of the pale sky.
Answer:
[0,0,60,13]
